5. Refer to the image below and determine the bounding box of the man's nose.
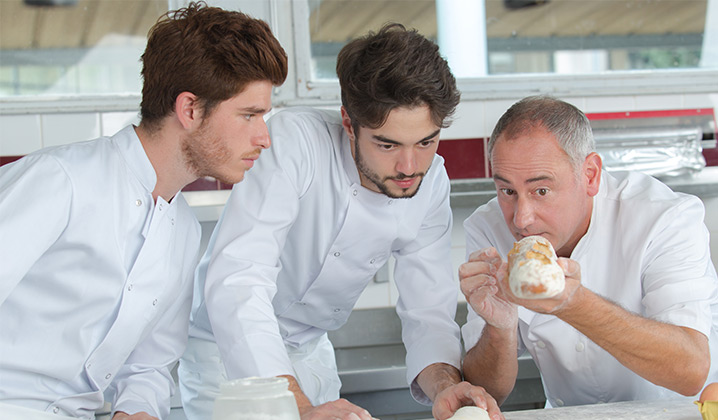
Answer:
[396,149,417,175]
[513,196,535,230]
[254,121,271,149]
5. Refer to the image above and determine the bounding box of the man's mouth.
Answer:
[392,177,417,189]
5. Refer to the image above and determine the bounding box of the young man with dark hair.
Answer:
[180,23,502,420]
[0,3,287,419]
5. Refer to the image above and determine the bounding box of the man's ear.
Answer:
[175,92,202,130]
[584,152,602,197]
[340,106,355,140]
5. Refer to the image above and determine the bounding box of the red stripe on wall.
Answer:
[704,148,718,167]
[587,108,715,120]
[0,155,23,166]
[437,138,487,179]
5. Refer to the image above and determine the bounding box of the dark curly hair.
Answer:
[336,23,460,133]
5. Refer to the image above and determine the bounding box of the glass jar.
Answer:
[211,376,301,420]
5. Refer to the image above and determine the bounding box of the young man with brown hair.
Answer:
[0,3,287,419]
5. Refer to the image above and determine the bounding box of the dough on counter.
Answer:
[447,406,491,420]
[507,235,565,299]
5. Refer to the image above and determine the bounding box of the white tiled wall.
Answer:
[41,113,101,148]
[0,114,42,155]
[0,110,139,154]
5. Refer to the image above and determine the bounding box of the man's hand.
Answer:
[431,382,504,420]
[299,399,376,420]
[499,257,583,315]
[281,374,376,420]
[111,412,158,420]
[459,247,518,330]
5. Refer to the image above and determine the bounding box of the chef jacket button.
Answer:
[171,218,175,225]
[127,284,133,291]
[536,340,546,349]
[299,302,306,306]
[352,189,358,196]
[105,373,112,379]
[152,299,158,306]
[555,399,564,407]
[53,407,60,414]
[135,199,142,206]
[333,251,341,257]
[388,200,393,205]
[370,258,376,264]
[333,308,341,313]
[575,342,585,352]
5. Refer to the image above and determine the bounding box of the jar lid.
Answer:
[219,376,290,397]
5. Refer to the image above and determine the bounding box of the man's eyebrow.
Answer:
[525,175,553,184]
[493,174,510,184]
[372,129,441,145]
[493,174,554,184]
[241,106,271,114]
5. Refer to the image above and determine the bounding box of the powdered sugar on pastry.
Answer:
[508,235,565,299]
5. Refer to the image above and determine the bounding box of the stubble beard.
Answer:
[182,126,237,184]
[354,139,426,199]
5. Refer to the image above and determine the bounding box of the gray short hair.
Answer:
[488,95,595,170]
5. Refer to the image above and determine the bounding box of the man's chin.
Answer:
[205,171,245,187]
[384,184,420,199]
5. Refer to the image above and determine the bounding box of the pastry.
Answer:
[447,406,491,420]
[507,235,565,299]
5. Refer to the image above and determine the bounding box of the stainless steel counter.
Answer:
[418,399,700,420]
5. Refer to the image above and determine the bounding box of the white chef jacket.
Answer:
[188,107,461,402]
[462,170,718,407]
[0,126,201,419]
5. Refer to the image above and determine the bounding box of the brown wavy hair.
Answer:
[336,23,460,132]
[140,1,287,132]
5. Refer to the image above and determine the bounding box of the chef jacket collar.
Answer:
[113,125,158,194]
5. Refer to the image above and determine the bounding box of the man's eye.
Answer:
[379,144,395,150]
[419,140,434,147]
[500,188,515,196]
[536,188,549,196]
[243,114,254,121]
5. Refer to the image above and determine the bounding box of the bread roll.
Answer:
[447,406,491,420]
[507,235,565,299]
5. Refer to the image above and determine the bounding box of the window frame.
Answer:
[1,0,716,115]
[289,0,718,103]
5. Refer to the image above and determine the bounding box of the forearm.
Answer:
[281,375,314,413]
[557,286,709,396]
[415,363,463,402]
[462,325,518,405]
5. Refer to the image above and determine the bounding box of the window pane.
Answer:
[0,0,169,97]
[308,0,713,79]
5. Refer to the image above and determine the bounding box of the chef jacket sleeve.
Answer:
[109,223,200,418]
[0,154,71,305]
[641,195,718,336]
[203,111,314,379]
[392,162,462,405]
